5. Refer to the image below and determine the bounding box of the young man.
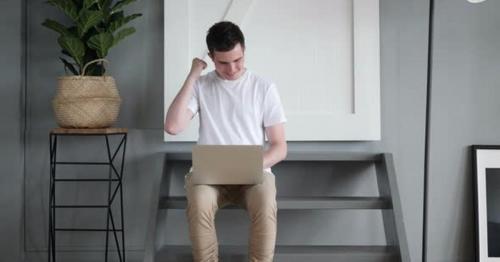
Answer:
[164,21,287,262]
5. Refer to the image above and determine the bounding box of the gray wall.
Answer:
[427,0,500,261]
[9,0,438,261]
[22,0,429,261]
[0,0,24,261]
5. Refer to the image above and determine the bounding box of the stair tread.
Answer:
[158,244,397,253]
[160,196,391,209]
[155,245,399,262]
[165,151,382,161]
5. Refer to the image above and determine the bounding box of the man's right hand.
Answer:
[189,58,207,78]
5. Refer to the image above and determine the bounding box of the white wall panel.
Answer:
[164,0,380,141]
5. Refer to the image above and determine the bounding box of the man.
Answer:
[164,21,287,262]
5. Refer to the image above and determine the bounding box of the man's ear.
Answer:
[208,52,214,62]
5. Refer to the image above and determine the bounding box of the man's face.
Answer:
[209,43,245,80]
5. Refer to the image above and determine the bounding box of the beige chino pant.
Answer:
[184,171,277,262]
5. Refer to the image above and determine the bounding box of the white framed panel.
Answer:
[164,0,380,141]
[475,148,500,262]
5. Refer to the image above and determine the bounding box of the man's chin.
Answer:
[225,73,242,80]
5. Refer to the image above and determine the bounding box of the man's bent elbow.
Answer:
[164,122,180,135]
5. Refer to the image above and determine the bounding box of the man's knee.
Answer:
[247,194,277,222]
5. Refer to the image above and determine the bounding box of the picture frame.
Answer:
[472,145,500,261]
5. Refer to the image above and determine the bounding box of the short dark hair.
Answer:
[206,21,245,54]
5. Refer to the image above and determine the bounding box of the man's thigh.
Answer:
[242,171,277,209]
[185,173,221,208]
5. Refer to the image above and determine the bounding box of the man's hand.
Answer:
[189,58,207,78]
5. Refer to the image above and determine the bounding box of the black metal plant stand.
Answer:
[48,128,128,262]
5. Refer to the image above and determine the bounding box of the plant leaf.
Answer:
[111,0,137,12]
[61,49,72,57]
[58,36,85,66]
[59,57,79,75]
[87,32,113,58]
[83,0,98,9]
[109,11,124,21]
[109,13,141,32]
[47,0,79,22]
[113,27,135,46]
[108,11,124,29]
[77,10,104,37]
[101,0,113,9]
[67,26,79,36]
[42,19,71,36]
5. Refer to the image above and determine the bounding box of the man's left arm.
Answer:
[263,123,287,169]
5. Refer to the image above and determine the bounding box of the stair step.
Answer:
[164,152,382,162]
[155,245,399,262]
[159,196,391,210]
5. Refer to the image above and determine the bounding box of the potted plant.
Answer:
[42,0,142,128]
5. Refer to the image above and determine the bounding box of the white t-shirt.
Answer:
[187,70,287,145]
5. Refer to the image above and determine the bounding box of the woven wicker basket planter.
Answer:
[53,75,121,128]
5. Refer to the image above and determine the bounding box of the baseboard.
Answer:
[26,244,143,252]
[25,250,144,262]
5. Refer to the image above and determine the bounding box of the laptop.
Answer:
[191,145,264,185]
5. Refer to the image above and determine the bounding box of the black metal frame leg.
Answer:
[47,131,127,262]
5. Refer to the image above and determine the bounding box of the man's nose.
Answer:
[229,63,237,73]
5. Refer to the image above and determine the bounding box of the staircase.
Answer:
[144,152,410,262]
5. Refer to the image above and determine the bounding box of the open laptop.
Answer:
[191,145,264,185]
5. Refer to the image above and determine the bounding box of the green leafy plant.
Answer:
[42,0,142,76]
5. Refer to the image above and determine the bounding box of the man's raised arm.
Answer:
[164,58,206,135]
